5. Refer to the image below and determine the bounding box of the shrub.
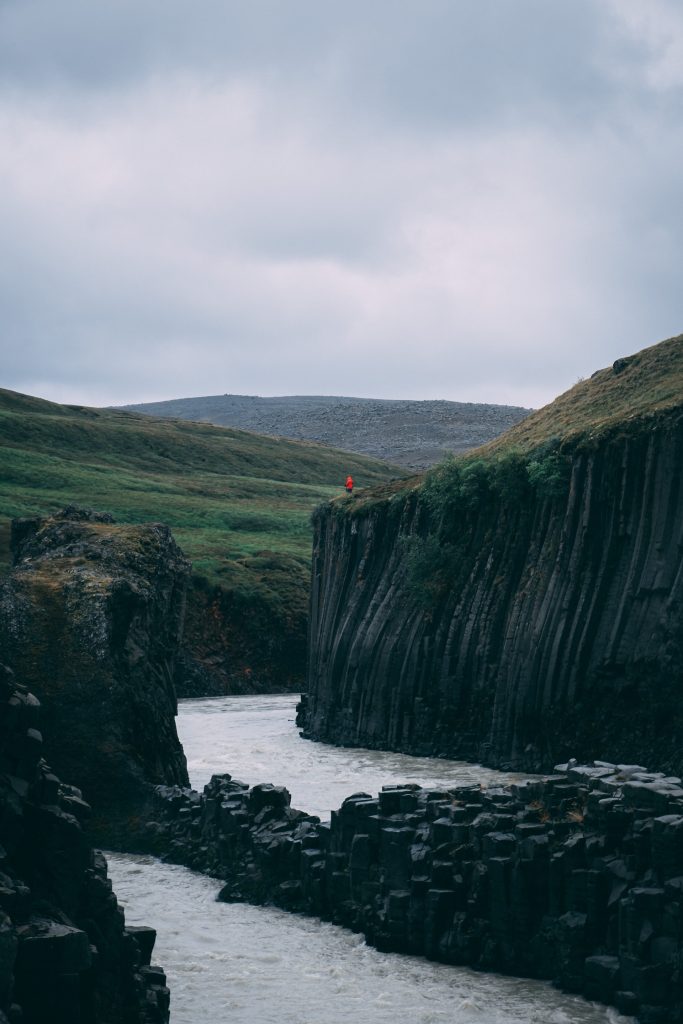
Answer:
[403,534,459,608]
[526,438,571,499]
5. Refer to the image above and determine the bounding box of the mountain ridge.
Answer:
[118,393,533,470]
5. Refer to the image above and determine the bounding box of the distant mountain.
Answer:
[119,394,533,470]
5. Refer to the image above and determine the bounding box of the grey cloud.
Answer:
[0,2,682,408]
[0,1,649,131]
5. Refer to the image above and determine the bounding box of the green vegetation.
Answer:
[478,332,683,459]
[0,389,402,602]
[350,334,683,605]
[349,333,683,519]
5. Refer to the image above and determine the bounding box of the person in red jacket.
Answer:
[345,475,354,494]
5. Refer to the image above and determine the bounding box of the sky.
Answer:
[1,1,682,409]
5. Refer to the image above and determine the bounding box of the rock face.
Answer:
[0,664,170,1023]
[301,389,683,775]
[0,508,190,842]
[153,760,683,1023]
[176,573,307,697]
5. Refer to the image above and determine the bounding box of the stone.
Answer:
[151,756,683,1024]
[0,667,169,1023]
[0,509,190,844]
[301,367,683,780]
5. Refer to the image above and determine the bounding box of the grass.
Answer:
[476,332,683,458]
[345,333,683,517]
[0,389,402,595]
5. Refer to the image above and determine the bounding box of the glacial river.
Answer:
[107,694,633,1024]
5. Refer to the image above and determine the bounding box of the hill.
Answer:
[0,388,402,693]
[479,332,683,457]
[352,332,683,509]
[119,394,532,470]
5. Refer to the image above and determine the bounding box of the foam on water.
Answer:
[108,855,634,1024]
[177,694,532,818]
[107,694,635,1023]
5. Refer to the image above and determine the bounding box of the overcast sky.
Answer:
[1,1,682,408]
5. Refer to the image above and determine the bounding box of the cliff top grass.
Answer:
[342,333,683,515]
[0,389,403,604]
[477,332,683,459]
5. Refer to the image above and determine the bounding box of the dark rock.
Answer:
[0,666,169,1023]
[151,759,683,1023]
[0,509,190,844]
[302,405,683,778]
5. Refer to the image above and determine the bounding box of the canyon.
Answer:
[1,335,681,1022]
[151,754,683,1023]
[300,336,683,776]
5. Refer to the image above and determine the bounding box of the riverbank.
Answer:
[109,851,630,1024]
[148,730,682,1022]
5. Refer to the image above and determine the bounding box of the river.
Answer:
[107,694,633,1024]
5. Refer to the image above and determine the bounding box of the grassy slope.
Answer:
[0,389,401,594]
[478,332,683,458]
[351,333,683,510]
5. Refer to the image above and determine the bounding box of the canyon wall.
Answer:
[0,508,190,842]
[153,759,683,1023]
[0,664,169,1023]
[300,411,683,774]
[176,575,306,697]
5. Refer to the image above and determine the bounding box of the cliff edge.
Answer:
[301,334,683,774]
[0,664,169,1023]
[0,508,190,843]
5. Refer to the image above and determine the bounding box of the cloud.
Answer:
[0,2,681,408]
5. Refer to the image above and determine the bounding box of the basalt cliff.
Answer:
[152,760,683,1023]
[300,335,683,775]
[0,508,190,843]
[0,664,169,1023]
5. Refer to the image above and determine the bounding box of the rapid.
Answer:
[107,695,633,1024]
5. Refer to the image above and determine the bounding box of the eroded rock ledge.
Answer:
[0,507,190,844]
[153,760,683,1023]
[0,665,169,1024]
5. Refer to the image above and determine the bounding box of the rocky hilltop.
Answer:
[0,508,189,843]
[300,335,683,775]
[0,664,169,1023]
[120,394,532,471]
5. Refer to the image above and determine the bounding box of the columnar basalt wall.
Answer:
[0,508,190,842]
[152,760,683,1023]
[301,414,683,774]
[0,665,169,1024]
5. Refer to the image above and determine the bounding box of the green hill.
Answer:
[479,332,683,457]
[0,389,403,693]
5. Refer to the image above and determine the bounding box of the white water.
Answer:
[175,694,533,817]
[106,695,634,1024]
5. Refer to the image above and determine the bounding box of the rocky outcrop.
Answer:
[152,760,683,1023]
[0,664,169,1023]
[176,573,307,697]
[0,508,190,843]
[300,405,683,775]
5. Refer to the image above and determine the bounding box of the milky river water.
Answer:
[107,694,634,1024]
